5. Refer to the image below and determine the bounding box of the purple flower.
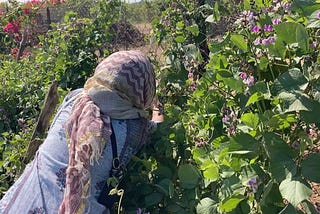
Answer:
[189,121,195,127]
[222,115,230,123]
[272,18,281,25]
[188,69,194,78]
[251,25,261,33]
[243,10,254,21]
[282,2,291,10]
[243,75,255,87]
[228,126,236,135]
[248,177,258,193]
[190,82,196,91]
[263,24,273,32]
[239,72,248,80]
[261,36,276,45]
[292,141,299,150]
[253,38,261,45]
[137,208,142,214]
[306,128,312,136]
[248,177,257,186]
[317,11,320,19]
[310,41,317,49]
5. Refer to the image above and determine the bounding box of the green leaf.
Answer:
[205,14,215,23]
[230,34,248,52]
[259,56,269,71]
[261,181,283,207]
[196,197,218,214]
[178,164,201,189]
[267,113,297,130]
[270,157,297,182]
[279,203,304,214]
[144,192,163,207]
[292,0,320,17]
[278,92,314,112]
[203,162,219,181]
[301,200,320,214]
[221,175,246,199]
[301,103,320,123]
[220,193,246,212]
[263,132,297,181]
[274,22,309,52]
[241,112,259,129]
[186,24,199,36]
[174,35,185,43]
[271,68,309,95]
[223,78,245,93]
[279,177,312,208]
[229,133,259,153]
[301,153,320,183]
[155,178,174,197]
[245,92,265,107]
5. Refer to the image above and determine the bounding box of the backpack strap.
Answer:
[110,124,120,170]
[98,122,122,209]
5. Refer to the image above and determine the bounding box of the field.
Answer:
[1,0,320,213]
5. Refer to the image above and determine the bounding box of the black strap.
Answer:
[97,123,121,208]
[110,124,118,161]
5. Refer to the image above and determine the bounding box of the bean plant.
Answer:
[0,0,119,197]
[121,0,320,213]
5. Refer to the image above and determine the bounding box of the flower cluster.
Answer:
[239,72,255,87]
[3,21,20,34]
[221,106,238,136]
[247,177,259,193]
[184,55,200,91]
[137,208,150,214]
[234,1,294,48]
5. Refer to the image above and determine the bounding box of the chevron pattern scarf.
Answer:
[59,50,155,214]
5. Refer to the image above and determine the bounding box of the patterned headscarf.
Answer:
[59,50,155,214]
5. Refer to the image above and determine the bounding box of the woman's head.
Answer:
[84,50,156,118]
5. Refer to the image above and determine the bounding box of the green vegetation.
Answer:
[1,0,320,213]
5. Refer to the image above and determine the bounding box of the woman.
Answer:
[0,50,163,214]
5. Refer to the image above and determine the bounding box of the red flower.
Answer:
[11,47,19,58]
[30,0,40,4]
[15,35,22,42]
[0,9,5,15]
[3,21,20,34]
[22,8,30,14]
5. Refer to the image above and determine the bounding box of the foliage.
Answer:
[120,0,320,213]
[0,0,320,213]
[123,0,160,24]
[0,0,120,197]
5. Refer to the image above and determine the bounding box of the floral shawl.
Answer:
[59,50,155,213]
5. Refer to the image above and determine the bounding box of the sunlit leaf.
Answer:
[230,34,248,52]
[279,177,312,207]
[220,193,246,212]
[196,197,218,214]
[241,112,259,129]
[271,68,309,95]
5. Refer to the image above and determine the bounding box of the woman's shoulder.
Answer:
[64,88,84,102]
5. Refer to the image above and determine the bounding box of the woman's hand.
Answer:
[151,98,164,123]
